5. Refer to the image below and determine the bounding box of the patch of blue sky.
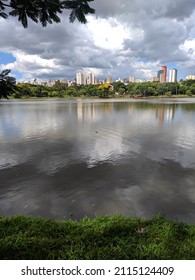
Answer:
[167,62,177,69]
[137,57,150,63]
[0,52,16,64]
[12,71,23,80]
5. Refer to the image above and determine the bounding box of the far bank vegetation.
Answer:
[9,79,195,99]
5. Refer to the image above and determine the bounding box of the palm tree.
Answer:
[0,69,17,99]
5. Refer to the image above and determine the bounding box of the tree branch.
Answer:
[0,2,11,8]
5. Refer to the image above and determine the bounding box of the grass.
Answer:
[0,215,195,260]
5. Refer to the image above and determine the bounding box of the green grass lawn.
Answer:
[0,215,195,260]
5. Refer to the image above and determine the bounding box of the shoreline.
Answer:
[1,94,195,101]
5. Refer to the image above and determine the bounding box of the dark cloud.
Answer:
[163,0,195,20]
[93,0,195,20]
[124,17,189,63]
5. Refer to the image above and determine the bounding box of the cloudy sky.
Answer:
[0,0,195,82]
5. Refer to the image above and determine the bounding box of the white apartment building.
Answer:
[87,72,95,85]
[129,76,136,83]
[186,75,195,80]
[76,72,87,85]
[169,68,177,82]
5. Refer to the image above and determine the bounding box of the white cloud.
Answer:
[131,60,160,79]
[180,39,195,57]
[179,39,195,70]
[87,17,130,50]
[0,51,60,80]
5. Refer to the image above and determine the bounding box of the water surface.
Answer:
[0,98,195,222]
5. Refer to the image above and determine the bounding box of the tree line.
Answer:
[1,69,195,99]
[6,80,195,99]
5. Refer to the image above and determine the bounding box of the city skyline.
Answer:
[28,66,195,86]
[0,1,195,82]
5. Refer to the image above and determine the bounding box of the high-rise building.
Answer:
[105,76,112,83]
[94,78,100,84]
[169,68,177,82]
[76,72,86,85]
[87,72,95,85]
[129,76,136,83]
[157,66,167,83]
[123,78,129,83]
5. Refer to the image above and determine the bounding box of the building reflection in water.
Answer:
[77,102,113,122]
[76,101,176,126]
[156,105,175,124]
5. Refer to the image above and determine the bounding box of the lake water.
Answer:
[0,98,195,223]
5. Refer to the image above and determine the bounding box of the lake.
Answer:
[0,98,195,223]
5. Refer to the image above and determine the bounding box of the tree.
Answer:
[186,89,192,96]
[126,82,136,96]
[34,85,45,97]
[182,79,195,87]
[98,83,113,98]
[0,0,95,28]
[112,81,127,95]
[190,84,195,95]
[166,82,179,95]
[178,85,187,95]
[0,69,17,99]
